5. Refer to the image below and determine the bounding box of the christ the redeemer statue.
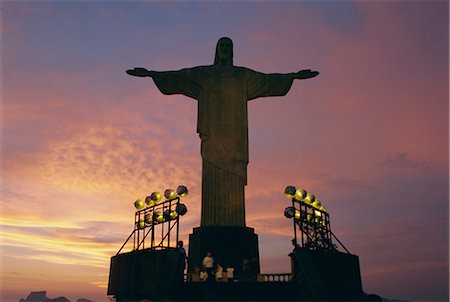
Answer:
[127,37,318,227]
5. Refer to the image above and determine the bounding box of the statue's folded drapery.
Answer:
[152,65,293,226]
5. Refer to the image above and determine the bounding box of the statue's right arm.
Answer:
[126,67,155,77]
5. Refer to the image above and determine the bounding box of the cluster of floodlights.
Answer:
[283,185,327,224]
[134,185,188,229]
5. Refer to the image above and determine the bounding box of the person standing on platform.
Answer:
[177,241,187,280]
[202,251,215,283]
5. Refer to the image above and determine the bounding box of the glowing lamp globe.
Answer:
[134,199,145,210]
[295,189,307,201]
[294,210,301,220]
[304,193,315,205]
[177,185,188,197]
[169,211,178,219]
[164,189,177,200]
[284,186,296,198]
[176,203,188,216]
[312,199,322,209]
[144,213,153,224]
[150,192,162,204]
[284,206,295,219]
[145,196,156,207]
[137,219,146,229]
[153,212,165,223]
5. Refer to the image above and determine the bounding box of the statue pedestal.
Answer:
[188,226,260,281]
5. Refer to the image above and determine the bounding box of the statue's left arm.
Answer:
[246,68,319,101]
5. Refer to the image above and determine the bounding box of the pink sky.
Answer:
[1,1,448,301]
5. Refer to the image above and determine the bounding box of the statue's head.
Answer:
[214,37,233,66]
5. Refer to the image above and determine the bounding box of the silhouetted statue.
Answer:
[127,37,318,227]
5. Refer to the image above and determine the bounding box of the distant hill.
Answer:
[19,291,93,302]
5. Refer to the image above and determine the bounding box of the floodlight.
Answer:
[164,189,177,200]
[304,193,315,205]
[144,213,153,224]
[137,219,146,229]
[153,211,165,223]
[284,206,295,219]
[176,203,188,216]
[312,199,322,208]
[284,186,296,198]
[134,199,145,210]
[150,192,162,204]
[145,196,156,207]
[177,185,188,197]
[295,189,307,201]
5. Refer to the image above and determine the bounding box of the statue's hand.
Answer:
[126,67,152,77]
[294,69,319,79]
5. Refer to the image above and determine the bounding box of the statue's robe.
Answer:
[152,65,293,226]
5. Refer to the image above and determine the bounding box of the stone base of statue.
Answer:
[188,226,260,281]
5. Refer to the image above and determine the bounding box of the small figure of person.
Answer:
[202,251,215,283]
[177,240,188,281]
[215,264,223,282]
[199,269,208,282]
[226,266,234,282]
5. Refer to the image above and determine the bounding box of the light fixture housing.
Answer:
[164,189,177,200]
[284,206,295,219]
[177,185,188,197]
[150,192,162,204]
[145,196,156,207]
[134,199,145,210]
[137,219,146,229]
[284,186,296,198]
[312,199,322,209]
[144,213,153,224]
[304,193,315,205]
[176,203,188,216]
[153,211,165,223]
[295,189,307,201]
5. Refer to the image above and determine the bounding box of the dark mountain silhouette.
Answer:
[19,291,93,302]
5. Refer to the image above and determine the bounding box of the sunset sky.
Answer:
[1,1,449,301]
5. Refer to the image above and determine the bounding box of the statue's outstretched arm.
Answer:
[126,67,154,77]
[292,69,319,80]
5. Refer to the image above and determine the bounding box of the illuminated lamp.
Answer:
[306,213,313,222]
[137,219,146,229]
[304,193,315,205]
[177,185,188,197]
[134,199,145,210]
[164,189,177,200]
[150,192,162,204]
[176,203,188,216]
[318,206,327,212]
[314,210,322,218]
[294,210,301,220]
[284,206,295,219]
[312,199,322,209]
[284,186,296,198]
[144,213,153,224]
[145,196,156,207]
[295,189,307,201]
[153,211,165,223]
